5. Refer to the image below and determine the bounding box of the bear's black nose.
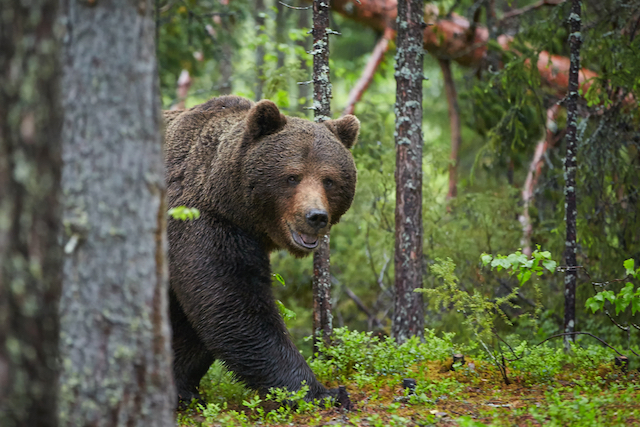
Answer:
[306,209,328,230]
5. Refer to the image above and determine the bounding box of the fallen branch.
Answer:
[328,0,598,91]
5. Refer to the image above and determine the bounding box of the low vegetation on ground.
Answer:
[177,327,639,426]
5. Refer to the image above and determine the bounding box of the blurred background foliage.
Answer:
[157,0,640,355]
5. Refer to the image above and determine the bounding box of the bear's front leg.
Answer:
[169,217,331,402]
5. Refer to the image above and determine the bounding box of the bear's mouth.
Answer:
[290,230,319,250]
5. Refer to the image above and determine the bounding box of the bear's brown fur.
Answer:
[164,95,359,404]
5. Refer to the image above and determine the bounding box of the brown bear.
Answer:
[163,95,359,405]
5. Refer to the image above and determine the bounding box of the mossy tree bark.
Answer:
[57,0,175,425]
[563,0,582,350]
[297,0,312,113]
[392,0,425,344]
[0,1,63,426]
[311,0,333,355]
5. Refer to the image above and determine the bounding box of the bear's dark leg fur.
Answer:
[170,289,215,404]
[168,214,330,403]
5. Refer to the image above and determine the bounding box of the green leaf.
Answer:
[480,253,493,266]
[273,273,286,286]
[491,258,511,271]
[632,292,640,316]
[542,260,557,273]
[602,290,616,304]
[615,283,635,315]
[623,258,635,277]
[168,206,201,221]
[585,296,604,313]
[275,300,296,322]
[517,269,532,286]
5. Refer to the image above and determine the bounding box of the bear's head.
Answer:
[241,100,359,257]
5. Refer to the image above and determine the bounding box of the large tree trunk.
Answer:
[57,0,175,425]
[392,0,425,344]
[563,0,582,350]
[311,0,333,355]
[0,1,63,426]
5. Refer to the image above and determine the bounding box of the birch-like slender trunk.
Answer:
[58,0,175,424]
[392,0,425,344]
[312,0,333,354]
[439,58,461,201]
[0,2,62,425]
[563,0,582,350]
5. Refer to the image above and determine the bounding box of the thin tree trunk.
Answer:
[439,58,461,201]
[519,105,559,257]
[343,28,394,116]
[219,16,234,95]
[0,2,62,425]
[58,0,175,424]
[563,0,582,350]
[297,0,312,113]
[276,0,288,69]
[312,0,333,355]
[171,69,191,110]
[255,0,266,100]
[392,0,425,344]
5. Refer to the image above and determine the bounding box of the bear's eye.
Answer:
[287,175,299,186]
[323,178,334,189]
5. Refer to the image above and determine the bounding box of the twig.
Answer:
[342,28,393,115]
[493,329,522,360]
[279,1,311,10]
[344,286,385,330]
[500,0,566,22]
[536,332,626,357]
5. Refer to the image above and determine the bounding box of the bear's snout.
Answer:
[306,209,328,230]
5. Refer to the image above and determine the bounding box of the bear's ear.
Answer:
[245,100,287,140]
[324,115,360,149]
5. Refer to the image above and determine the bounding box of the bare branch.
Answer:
[500,0,566,22]
[537,332,626,357]
[342,28,393,115]
[279,1,311,10]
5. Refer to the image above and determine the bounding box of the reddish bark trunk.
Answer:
[392,0,425,344]
[329,0,597,94]
[343,28,394,115]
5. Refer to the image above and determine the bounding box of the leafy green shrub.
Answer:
[309,327,458,386]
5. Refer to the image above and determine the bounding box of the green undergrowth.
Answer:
[177,327,640,426]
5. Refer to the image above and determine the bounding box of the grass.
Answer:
[177,327,640,426]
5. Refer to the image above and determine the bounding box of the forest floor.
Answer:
[176,329,640,426]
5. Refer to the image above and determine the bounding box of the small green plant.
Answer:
[586,259,640,316]
[168,206,201,221]
[480,247,557,286]
[585,258,640,357]
[272,273,297,322]
[308,327,456,386]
